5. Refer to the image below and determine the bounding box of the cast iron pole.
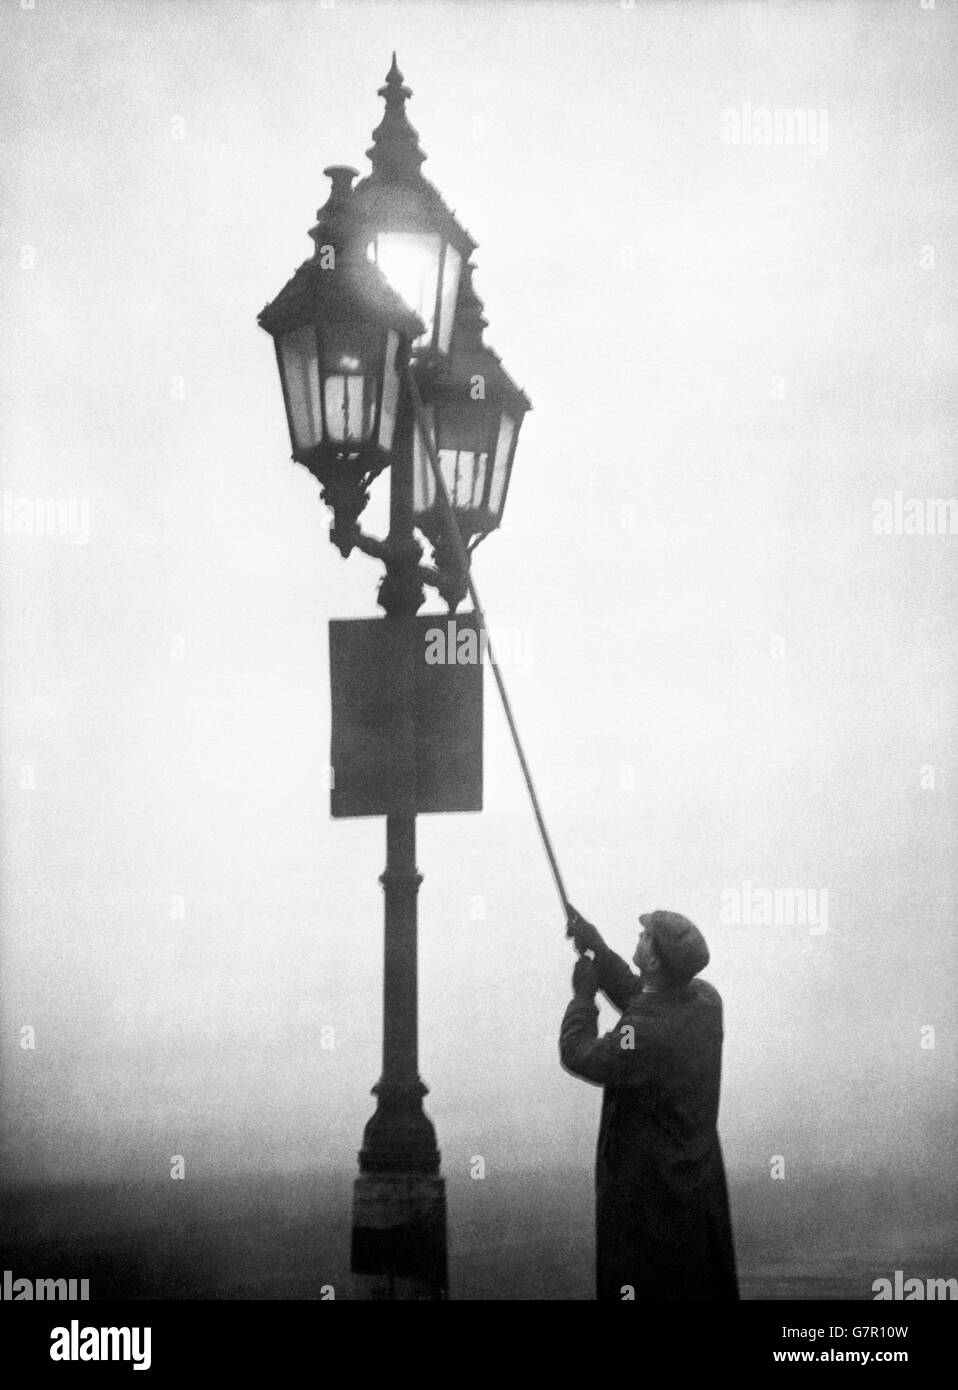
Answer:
[350,404,448,1299]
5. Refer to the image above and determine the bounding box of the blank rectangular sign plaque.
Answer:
[329,614,483,818]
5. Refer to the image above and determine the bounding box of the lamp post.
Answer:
[258,55,529,1300]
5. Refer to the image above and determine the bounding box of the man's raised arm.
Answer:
[559,957,644,1087]
[566,906,642,1012]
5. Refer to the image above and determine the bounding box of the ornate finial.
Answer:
[322,165,359,205]
[385,52,404,87]
[367,53,426,179]
[309,165,359,257]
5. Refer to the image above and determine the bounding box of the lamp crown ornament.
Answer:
[367,53,427,181]
[308,164,361,259]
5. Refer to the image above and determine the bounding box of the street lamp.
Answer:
[258,55,530,1300]
[353,55,475,360]
[258,165,423,555]
[413,264,531,607]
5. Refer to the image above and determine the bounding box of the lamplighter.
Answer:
[412,264,531,607]
[352,55,475,360]
[258,165,424,554]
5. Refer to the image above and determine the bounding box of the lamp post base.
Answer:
[351,1172,448,1299]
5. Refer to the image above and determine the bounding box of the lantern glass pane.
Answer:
[413,404,437,513]
[280,325,321,449]
[324,375,371,443]
[370,233,441,346]
[471,453,487,509]
[378,330,400,451]
[488,414,515,517]
[439,450,481,510]
[437,245,462,355]
[322,327,377,444]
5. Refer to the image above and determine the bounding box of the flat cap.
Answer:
[639,909,709,984]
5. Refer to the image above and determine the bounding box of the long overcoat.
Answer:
[560,947,739,1301]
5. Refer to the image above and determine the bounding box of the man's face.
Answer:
[633,925,656,973]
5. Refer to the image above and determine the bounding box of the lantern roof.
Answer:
[444,263,532,413]
[353,56,477,258]
[258,165,425,339]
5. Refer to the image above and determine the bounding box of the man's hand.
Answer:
[572,955,598,1000]
[566,905,605,957]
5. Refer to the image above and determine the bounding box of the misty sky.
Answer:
[1,0,956,1207]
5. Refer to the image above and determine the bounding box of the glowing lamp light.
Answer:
[367,232,462,354]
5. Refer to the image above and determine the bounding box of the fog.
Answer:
[1,0,955,1293]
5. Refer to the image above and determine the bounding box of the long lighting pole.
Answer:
[349,387,448,1302]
